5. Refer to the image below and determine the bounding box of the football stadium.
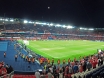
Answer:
[0,17,104,78]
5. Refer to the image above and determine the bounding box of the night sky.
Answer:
[0,0,104,28]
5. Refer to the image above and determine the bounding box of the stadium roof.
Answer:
[0,16,89,30]
[0,0,104,28]
[1,16,104,31]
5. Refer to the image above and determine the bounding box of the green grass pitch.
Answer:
[19,40,104,64]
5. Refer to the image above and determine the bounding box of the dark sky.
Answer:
[0,0,104,28]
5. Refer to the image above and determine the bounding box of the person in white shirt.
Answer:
[35,70,40,78]
[47,70,53,78]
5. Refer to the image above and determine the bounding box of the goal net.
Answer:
[23,40,29,45]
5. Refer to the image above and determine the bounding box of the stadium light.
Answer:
[35,22,39,24]
[56,24,61,27]
[67,25,74,29]
[84,28,87,30]
[5,19,8,21]
[0,18,2,20]
[35,22,46,25]
[24,20,28,23]
[89,28,94,30]
[42,23,47,25]
[80,27,83,30]
[10,19,14,22]
[80,27,88,30]
[62,25,66,28]
[50,23,53,26]
[29,21,33,23]
[46,23,50,25]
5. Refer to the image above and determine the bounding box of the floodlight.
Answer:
[56,24,61,27]
[10,19,13,21]
[35,22,39,24]
[67,26,74,29]
[47,24,50,26]
[50,23,53,26]
[41,23,46,25]
[80,27,83,30]
[62,25,66,28]
[5,19,8,21]
[0,18,2,20]
[29,21,32,23]
[24,20,28,23]
[89,28,94,30]
[84,28,87,30]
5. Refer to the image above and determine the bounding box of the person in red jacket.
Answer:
[0,67,7,76]
[92,60,97,69]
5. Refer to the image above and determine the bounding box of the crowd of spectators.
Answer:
[0,61,13,77]
[33,49,104,78]
[0,24,104,41]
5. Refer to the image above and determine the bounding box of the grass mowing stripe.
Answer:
[27,45,54,58]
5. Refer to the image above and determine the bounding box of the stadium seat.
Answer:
[100,71,104,78]
[12,75,36,78]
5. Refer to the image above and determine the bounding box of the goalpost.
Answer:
[23,40,29,45]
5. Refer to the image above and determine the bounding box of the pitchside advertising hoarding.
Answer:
[0,37,36,40]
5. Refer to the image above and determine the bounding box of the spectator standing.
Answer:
[57,59,60,66]
[78,63,83,72]
[40,73,46,78]
[100,58,103,65]
[92,60,97,69]
[47,70,53,78]
[28,57,31,64]
[86,62,92,71]
[68,58,70,66]
[73,63,78,73]
[98,58,101,66]
[9,65,13,73]
[83,61,86,72]
[63,59,66,66]
[35,70,40,78]
[51,58,54,65]
[69,66,73,74]
[59,70,63,78]
[5,64,9,74]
